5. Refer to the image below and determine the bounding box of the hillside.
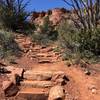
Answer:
[0,4,100,100]
[0,32,100,100]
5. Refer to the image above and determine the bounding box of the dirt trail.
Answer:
[2,34,100,100]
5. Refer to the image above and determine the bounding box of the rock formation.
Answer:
[30,8,71,26]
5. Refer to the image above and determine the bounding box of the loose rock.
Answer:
[84,70,91,75]
[48,85,65,100]
[2,81,19,97]
[52,71,69,86]
[6,66,24,78]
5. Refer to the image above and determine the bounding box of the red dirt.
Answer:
[0,34,100,100]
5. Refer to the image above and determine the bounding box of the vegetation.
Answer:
[58,19,100,62]
[0,0,32,32]
[62,0,100,31]
[0,0,99,63]
[0,30,21,59]
[54,0,100,62]
[32,16,58,45]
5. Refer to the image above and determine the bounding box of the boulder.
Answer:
[52,72,69,86]
[6,66,24,78]
[2,81,19,97]
[6,66,24,85]
[48,85,65,100]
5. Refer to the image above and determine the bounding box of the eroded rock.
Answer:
[52,72,69,86]
[2,81,19,97]
[6,66,24,78]
[48,85,65,100]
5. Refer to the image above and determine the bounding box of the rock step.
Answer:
[36,53,54,57]
[24,70,65,81]
[38,58,53,64]
[20,80,52,88]
[15,88,48,100]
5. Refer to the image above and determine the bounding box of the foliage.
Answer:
[0,0,31,32]
[32,16,58,45]
[0,30,21,59]
[58,19,100,61]
[78,28,100,56]
[62,0,100,31]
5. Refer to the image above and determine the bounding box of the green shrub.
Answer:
[0,0,32,32]
[0,31,21,59]
[58,19,100,62]
[78,29,100,56]
[58,20,80,57]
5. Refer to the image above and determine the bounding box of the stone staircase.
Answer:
[16,71,52,100]
[2,35,67,99]
[2,66,68,100]
[25,45,61,64]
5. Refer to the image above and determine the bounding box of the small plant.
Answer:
[53,47,60,52]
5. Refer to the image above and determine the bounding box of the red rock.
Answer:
[52,72,69,86]
[24,71,53,81]
[48,85,65,100]
[20,80,52,88]
[2,81,19,97]
[6,66,24,78]
[15,88,48,100]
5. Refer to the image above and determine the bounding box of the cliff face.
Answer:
[30,8,71,26]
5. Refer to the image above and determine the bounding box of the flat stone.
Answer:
[15,88,48,100]
[21,80,52,88]
[24,71,53,81]
[24,71,66,81]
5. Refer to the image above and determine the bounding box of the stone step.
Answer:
[38,58,52,63]
[36,53,54,58]
[24,71,65,81]
[15,88,48,100]
[24,71,53,81]
[36,53,47,57]
[20,80,52,88]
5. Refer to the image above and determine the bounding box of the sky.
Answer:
[27,0,70,12]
